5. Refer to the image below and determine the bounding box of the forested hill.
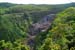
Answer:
[0,2,16,8]
[0,2,75,50]
[0,2,75,23]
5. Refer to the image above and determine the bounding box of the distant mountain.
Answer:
[0,2,75,7]
[0,2,16,8]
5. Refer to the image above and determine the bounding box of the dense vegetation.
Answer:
[0,2,75,50]
[38,7,75,50]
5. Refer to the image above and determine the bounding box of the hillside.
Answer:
[38,7,75,50]
[0,2,75,50]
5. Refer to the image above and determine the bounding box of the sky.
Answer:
[0,0,75,4]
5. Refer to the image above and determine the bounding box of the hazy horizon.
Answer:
[0,0,75,4]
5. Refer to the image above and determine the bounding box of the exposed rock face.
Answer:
[29,14,55,35]
[27,14,56,50]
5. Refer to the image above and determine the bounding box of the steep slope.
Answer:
[0,2,75,50]
[27,14,56,50]
[39,7,75,50]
